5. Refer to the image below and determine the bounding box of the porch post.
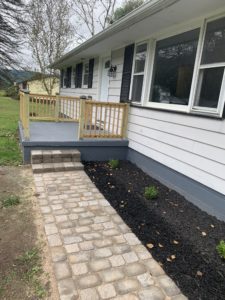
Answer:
[78,99,85,140]
[55,94,60,121]
[122,103,129,139]
[23,92,30,139]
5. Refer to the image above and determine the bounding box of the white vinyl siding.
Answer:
[128,106,225,195]
[108,45,225,195]
[108,48,124,102]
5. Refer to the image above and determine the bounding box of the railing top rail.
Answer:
[85,100,129,106]
[29,93,57,98]
[59,95,80,100]
[29,94,81,100]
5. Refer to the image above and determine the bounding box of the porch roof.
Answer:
[50,0,225,69]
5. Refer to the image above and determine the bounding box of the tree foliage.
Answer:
[0,0,25,78]
[111,0,144,23]
[72,0,117,42]
[26,0,74,95]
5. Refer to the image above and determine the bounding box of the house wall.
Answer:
[108,48,124,103]
[28,78,59,95]
[58,13,225,199]
[60,58,99,99]
[109,46,225,196]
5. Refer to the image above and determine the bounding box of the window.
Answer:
[131,43,148,102]
[150,29,200,106]
[193,16,225,114]
[83,62,89,87]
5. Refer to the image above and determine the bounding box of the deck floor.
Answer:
[29,122,79,142]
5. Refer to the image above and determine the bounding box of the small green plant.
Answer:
[109,159,120,169]
[1,195,20,207]
[144,186,159,200]
[216,240,225,259]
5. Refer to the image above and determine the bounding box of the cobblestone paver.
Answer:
[34,170,187,300]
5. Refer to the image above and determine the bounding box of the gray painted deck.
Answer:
[29,121,79,142]
[19,121,129,164]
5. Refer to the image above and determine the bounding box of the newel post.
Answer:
[55,93,60,121]
[78,99,85,140]
[122,103,129,138]
[23,91,30,140]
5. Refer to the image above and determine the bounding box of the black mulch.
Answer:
[84,161,225,300]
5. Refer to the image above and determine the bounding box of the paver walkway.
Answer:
[34,170,187,300]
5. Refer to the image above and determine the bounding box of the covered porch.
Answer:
[19,93,129,163]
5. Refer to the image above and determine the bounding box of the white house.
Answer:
[50,0,225,220]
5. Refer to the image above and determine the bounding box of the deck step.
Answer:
[32,162,84,174]
[31,149,81,164]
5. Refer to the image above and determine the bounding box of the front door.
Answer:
[100,57,110,101]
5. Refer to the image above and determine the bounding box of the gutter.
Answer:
[49,0,180,69]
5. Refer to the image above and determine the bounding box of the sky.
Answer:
[20,0,124,71]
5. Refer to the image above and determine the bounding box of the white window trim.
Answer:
[129,41,150,104]
[189,15,225,117]
[138,13,225,117]
[145,25,201,113]
[82,61,89,88]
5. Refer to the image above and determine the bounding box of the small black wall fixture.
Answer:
[108,65,117,78]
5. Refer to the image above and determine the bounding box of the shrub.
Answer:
[144,186,159,200]
[109,159,119,169]
[216,240,225,259]
[5,85,19,99]
[1,195,20,208]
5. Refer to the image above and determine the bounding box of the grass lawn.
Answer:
[0,90,22,165]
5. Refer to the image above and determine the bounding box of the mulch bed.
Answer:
[84,161,225,300]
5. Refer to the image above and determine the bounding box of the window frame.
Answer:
[82,61,89,88]
[190,15,225,117]
[145,25,202,113]
[140,14,225,117]
[129,41,150,104]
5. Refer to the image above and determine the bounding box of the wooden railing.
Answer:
[20,92,129,140]
[29,94,80,122]
[79,100,129,139]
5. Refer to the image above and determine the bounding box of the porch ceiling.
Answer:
[52,0,225,69]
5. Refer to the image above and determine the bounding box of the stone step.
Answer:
[31,149,81,164]
[32,162,84,174]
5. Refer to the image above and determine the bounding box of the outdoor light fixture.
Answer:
[108,65,117,78]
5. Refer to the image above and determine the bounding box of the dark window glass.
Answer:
[134,44,147,73]
[201,17,225,65]
[195,67,224,108]
[150,29,200,105]
[131,75,144,102]
[83,63,89,86]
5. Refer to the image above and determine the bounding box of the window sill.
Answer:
[130,103,224,120]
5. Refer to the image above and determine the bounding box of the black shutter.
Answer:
[75,63,83,88]
[88,58,95,88]
[60,69,64,88]
[66,67,72,88]
[120,44,135,102]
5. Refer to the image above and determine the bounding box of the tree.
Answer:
[26,0,74,95]
[0,0,25,79]
[72,0,117,42]
[110,0,144,23]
